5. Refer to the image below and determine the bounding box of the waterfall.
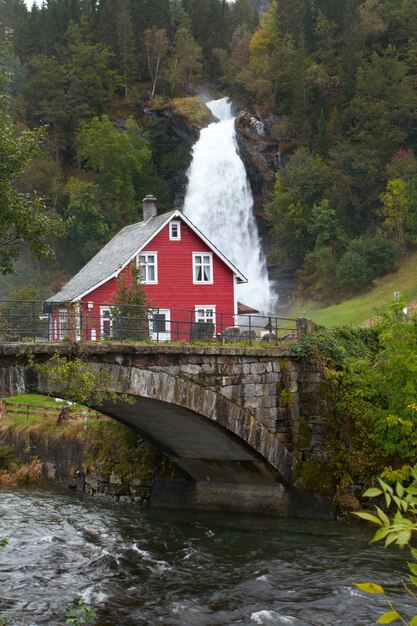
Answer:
[183,97,276,314]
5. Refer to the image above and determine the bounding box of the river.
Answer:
[1,488,412,625]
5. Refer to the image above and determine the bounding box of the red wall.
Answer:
[67,217,237,340]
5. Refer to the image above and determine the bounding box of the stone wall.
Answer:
[116,346,328,462]
[0,343,329,479]
[0,426,153,505]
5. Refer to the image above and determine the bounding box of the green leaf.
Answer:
[408,562,417,575]
[355,582,385,594]
[376,610,401,623]
[396,482,405,498]
[371,527,391,543]
[409,616,417,626]
[363,488,383,498]
[376,506,390,527]
[354,512,383,526]
[379,478,394,495]
[385,532,398,547]
[396,529,412,546]
[385,493,392,508]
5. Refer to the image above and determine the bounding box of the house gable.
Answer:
[50,210,246,304]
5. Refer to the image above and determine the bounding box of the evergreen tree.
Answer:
[115,0,137,97]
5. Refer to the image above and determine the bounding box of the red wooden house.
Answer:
[46,195,247,341]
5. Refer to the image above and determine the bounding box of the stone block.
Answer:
[249,362,267,375]
[243,396,262,410]
[221,385,240,401]
[241,374,262,385]
[109,471,123,485]
[180,364,202,376]
[265,372,279,383]
[258,396,277,409]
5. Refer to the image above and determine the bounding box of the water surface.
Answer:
[0,488,411,625]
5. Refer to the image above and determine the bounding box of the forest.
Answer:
[1,0,417,305]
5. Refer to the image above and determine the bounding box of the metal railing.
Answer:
[0,300,299,346]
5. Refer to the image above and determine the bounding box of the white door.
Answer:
[149,309,171,341]
[100,307,112,339]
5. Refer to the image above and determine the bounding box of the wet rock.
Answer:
[235,110,284,213]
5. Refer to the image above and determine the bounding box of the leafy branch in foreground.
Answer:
[30,352,133,408]
[354,466,417,624]
[65,599,96,625]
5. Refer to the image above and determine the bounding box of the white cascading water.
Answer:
[183,97,276,314]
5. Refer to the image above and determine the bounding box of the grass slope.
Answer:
[288,251,417,327]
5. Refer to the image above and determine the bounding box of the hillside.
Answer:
[288,251,417,327]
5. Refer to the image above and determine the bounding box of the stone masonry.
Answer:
[0,343,328,485]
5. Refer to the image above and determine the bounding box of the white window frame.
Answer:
[58,308,68,340]
[195,305,216,329]
[169,220,181,240]
[100,306,112,339]
[149,308,171,341]
[192,252,213,284]
[137,252,158,284]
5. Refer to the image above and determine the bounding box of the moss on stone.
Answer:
[280,389,291,406]
[170,97,212,128]
[292,458,333,496]
[298,420,313,448]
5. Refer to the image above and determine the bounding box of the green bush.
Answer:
[348,234,399,279]
[336,250,372,293]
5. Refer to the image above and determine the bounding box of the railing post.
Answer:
[32,300,36,342]
[120,305,124,341]
[249,315,252,346]
[220,311,223,344]
[189,310,193,343]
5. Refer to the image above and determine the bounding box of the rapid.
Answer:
[1,487,410,625]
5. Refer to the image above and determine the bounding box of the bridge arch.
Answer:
[0,344,331,516]
[33,362,296,485]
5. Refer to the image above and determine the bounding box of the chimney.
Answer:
[142,194,157,221]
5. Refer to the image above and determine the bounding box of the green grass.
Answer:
[4,394,88,428]
[6,394,67,406]
[288,251,417,327]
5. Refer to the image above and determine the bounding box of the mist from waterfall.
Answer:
[183,97,277,314]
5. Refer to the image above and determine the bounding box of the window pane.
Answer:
[153,314,166,333]
[148,266,155,281]
[203,266,210,281]
[196,266,202,281]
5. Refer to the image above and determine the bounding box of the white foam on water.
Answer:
[251,610,296,624]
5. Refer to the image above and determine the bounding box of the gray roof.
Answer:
[47,210,177,303]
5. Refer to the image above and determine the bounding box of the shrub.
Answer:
[336,250,371,293]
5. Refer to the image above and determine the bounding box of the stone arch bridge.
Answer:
[0,343,329,516]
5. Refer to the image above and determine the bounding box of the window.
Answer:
[169,220,181,240]
[195,306,216,327]
[193,253,213,283]
[149,309,171,341]
[138,252,158,283]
